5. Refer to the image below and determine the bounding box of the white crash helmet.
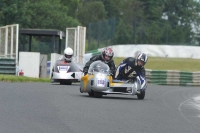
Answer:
[64,47,73,61]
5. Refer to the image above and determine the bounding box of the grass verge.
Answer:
[0,74,50,82]
[114,57,200,72]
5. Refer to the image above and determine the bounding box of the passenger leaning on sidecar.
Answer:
[83,47,116,77]
[115,53,148,90]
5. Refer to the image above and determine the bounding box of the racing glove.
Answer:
[83,68,88,76]
[84,71,88,76]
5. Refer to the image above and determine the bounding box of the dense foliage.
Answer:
[0,0,200,50]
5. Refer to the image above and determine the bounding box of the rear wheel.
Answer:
[65,81,72,85]
[137,90,145,100]
[60,80,72,85]
[60,81,64,85]
[50,78,54,83]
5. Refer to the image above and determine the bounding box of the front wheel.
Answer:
[88,91,94,97]
[94,92,102,98]
[80,87,83,93]
[137,90,145,100]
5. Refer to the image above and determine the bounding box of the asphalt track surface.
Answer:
[0,82,200,133]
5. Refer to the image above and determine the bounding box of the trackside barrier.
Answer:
[84,50,101,63]
[0,58,16,75]
[146,69,200,86]
[87,49,101,56]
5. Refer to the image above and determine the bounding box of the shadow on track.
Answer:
[78,94,141,100]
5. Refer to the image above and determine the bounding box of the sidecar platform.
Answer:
[110,79,135,87]
[99,79,140,95]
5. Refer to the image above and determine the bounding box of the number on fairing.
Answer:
[97,79,106,87]
[58,66,70,72]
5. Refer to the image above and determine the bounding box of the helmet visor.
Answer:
[138,60,145,67]
[65,54,72,59]
[104,55,111,61]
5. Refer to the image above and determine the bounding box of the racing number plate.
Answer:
[58,66,70,72]
[97,78,106,87]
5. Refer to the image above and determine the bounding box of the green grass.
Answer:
[114,57,200,72]
[0,57,200,82]
[0,74,50,82]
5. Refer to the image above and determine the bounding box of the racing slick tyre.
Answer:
[94,92,102,98]
[60,80,72,85]
[50,78,54,83]
[137,89,145,100]
[66,81,72,85]
[88,91,94,97]
[80,87,83,93]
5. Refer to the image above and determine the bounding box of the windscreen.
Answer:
[88,61,110,74]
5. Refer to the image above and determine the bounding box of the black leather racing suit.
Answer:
[115,57,146,80]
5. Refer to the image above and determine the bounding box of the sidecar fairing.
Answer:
[80,61,111,96]
[109,78,146,99]
[51,60,83,85]
[79,61,146,99]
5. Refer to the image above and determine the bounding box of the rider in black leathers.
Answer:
[115,53,148,89]
[83,47,116,77]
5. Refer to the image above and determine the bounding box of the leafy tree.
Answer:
[0,0,80,30]
[120,0,144,23]
[163,0,200,27]
[114,20,132,44]
[117,0,145,44]
[60,0,80,18]
[139,0,164,21]
[77,1,107,27]
[26,0,80,31]
[100,0,122,19]
[162,0,200,44]
[0,0,31,26]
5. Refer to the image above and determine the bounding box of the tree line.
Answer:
[1,0,200,48]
